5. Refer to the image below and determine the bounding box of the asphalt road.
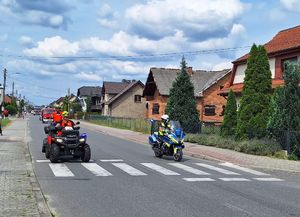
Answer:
[28,116,300,217]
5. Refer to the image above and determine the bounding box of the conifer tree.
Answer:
[166,57,199,132]
[236,44,272,139]
[268,63,300,154]
[221,89,237,137]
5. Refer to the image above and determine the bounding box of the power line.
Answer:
[0,46,251,61]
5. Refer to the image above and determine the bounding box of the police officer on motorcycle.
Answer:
[159,115,171,135]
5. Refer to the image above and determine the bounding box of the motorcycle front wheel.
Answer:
[173,150,183,161]
[154,149,163,158]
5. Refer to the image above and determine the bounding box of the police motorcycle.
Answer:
[149,120,185,161]
[43,121,91,163]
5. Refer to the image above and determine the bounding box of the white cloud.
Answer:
[212,62,233,71]
[126,0,248,40]
[97,4,118,29]
[0,0,71,28]
[280,0,300,12]
[75,72,102,81]
[19,36,33,46]
[24,36,79,57]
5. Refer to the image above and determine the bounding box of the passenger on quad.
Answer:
[61,111,75,129]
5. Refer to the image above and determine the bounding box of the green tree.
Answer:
[86,96,92,112]
[71,101,82,113]
[236,44,272,139]
[166,57,199,132]
[221,89,237,137]
[62,96,68,111]
[5,104,17,115]
[268,63,300,155]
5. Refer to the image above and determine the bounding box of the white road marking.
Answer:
[36,160,50,163]
[195,163,240,175]
[169,163,210,175]
[183,178,215,182]
[81,163,112,176]
[220,162,269,176]
[141,163,180,175]
[49,164,74,177]
[219,178,250,181]
[112,163,147,176]
[100,159,124,162]
[253,178,283,181]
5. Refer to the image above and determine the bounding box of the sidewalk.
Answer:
[0,118,51,217]
[80,121,300,173]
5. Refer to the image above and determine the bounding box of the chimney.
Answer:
[187,67,193,76]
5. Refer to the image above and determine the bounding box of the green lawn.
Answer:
[1,119,10,127]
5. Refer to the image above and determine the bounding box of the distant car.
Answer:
[41,108,56,123]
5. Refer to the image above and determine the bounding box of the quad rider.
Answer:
[61,111,75,129]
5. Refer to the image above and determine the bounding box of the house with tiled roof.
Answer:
[143,67,231,124]
[104,80,145,118]
[101,80,145,117]
[219,25,300,108]
[77,86,102,112]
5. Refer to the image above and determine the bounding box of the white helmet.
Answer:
[161,114,169,121]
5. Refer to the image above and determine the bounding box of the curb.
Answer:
[24,120,53,217]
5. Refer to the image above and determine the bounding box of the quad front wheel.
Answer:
[49,144,60,163]
[81,145,91,162]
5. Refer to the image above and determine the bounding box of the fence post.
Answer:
[285,130,291,154]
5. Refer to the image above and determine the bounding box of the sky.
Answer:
[0,0,299,105]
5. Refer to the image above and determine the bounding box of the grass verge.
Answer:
[186,133,283,157]
[2,119,10,128]
[89,118,151,134]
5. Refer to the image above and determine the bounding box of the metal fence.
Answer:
[82,115,151,134]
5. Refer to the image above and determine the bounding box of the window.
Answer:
[283,57,298,72]
[204,105,216,116]
[152,103,160,114]
[134,95,142,103]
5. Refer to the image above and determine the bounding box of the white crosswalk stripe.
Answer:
[141,163,180,175]
[112,163,147,176]
[100,159,123,162]
[195,163,240,175]
[219,178,250,181]
[49,163,74,177]
[220,162,269,176]
[169,163,210,175]
[44,161,282,182]
[81,163,112,176]
[253,178,283,181]
[183,178,215,182]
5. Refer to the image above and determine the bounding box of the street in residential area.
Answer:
[1,1,300,217]
[2,116,299,217]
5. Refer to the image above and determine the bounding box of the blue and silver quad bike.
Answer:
[149,120,185,161]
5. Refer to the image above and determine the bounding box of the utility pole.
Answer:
[3,68,7,104]
[12,82,14,97]
[67,88,70,113]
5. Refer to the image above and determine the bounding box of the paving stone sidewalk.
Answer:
[80,121,300,173]
[0,118,51,217]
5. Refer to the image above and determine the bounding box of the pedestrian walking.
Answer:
[0,115,3,136]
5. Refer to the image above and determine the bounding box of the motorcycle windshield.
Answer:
[170,121,183,139]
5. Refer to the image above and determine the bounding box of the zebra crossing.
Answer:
[38,160,283,182]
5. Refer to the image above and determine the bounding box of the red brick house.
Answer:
[143,67,231,124]
[219,25,300,106]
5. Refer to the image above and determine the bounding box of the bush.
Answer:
[185,134,282,157]
[5,105,17,115]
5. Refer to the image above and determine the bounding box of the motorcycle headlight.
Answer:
[56,138,63,143]
[79,138,86,143]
